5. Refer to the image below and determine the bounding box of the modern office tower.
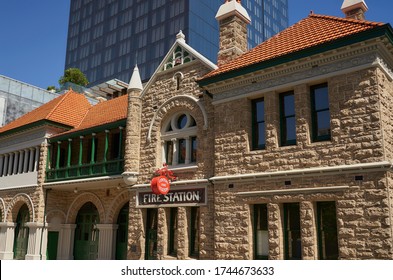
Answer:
[65,0,288,86]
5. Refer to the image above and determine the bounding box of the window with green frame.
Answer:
[254,204,269,259]
[311,83,331,142]
[189,207,199,258]
[284,203,301,260]
[317,201,338,260]
[279,92,296,146]
[251,98,266,150]
[168,207,178,256]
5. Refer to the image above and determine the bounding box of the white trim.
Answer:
[209,161,392,183]
[131,178,210,189]
[237,185,350,196]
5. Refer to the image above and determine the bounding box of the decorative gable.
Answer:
[163,45,196,71]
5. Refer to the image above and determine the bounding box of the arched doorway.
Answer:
[73,202,99,260]
[115,203,129,260]
[13,204,29,260]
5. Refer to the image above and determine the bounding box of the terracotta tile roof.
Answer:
[202,13,385,80]
[0,90,92,135]
[54,93,128,136]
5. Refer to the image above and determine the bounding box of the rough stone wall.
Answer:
[214,68,386,177]
[218,15,248,66]
[213,172,393,259]
[138,63,215,183]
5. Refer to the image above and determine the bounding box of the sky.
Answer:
[0,0,392,90]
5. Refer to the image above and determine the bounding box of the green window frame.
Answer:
[189,207,199,258]
[284,203,302,260]
[317,201,339,260]
[168,207,178,256]
[254,204,269,259]
[311,83,331,142]
[252,98,266,150]
[279,91,296,146]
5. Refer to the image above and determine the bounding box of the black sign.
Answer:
[136,187,207,208]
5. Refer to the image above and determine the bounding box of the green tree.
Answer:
[59,68,89,87]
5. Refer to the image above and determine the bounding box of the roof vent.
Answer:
[341,0,368,20]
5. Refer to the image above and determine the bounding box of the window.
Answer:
[162,113,197,166]
[189,207,199,258]
[252,98,265,150]
[168,207,178,256]
[254,204,268,259]
[311,83,331,142]
[284,203,301,260]
[317,202,338,259]
[279,92,296,146]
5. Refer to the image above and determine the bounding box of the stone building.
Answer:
[198,0,393,259]
[1,0,393,260]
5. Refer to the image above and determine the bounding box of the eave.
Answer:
[198,24,393,88]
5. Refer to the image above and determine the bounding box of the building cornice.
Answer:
[209,161,392,183]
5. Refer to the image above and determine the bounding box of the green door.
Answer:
[47,231,59,260]
[13,204,30,260]
[74,202,99,260]
[115,203,129,260]
[145,209,158,260]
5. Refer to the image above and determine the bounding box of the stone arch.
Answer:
[106,190,130,223]
[147,94,208,143]
[6,193,35,223]
[0,198,5,222]
[66,192,105,224]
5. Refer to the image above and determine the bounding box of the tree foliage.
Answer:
[59,68,89,87]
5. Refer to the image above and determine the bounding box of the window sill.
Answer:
[167,164,198,172]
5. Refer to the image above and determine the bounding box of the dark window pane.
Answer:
[252,98,265,150]
[178,139,186,164]
[283,94,295,116]
[316,111,331,136]
[314,86,329,110]
[286,117,296,142]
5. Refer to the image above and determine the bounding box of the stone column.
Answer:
[25,222,48,260]
[0,155,3,176]
[8,152,14,175]
[172,139,178,166]
[177,206,187,259]
[127,193,144,260]
[123,85,143,185]
[12,151,19,174]
[18,150,24,173]
[300,201,317,260]
[2,154,8,176]
[34,146,40,172]
[268,203,283,260]
[23,149,29,173]
[57,224,76,260]
[96,224,118,260]
[28,148,35,172]
[0,222,16,260]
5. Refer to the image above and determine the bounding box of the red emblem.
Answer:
[150,164,177,195]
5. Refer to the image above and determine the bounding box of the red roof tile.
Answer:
[54,93,128,136]
[202,14,385,80]
[0,90,92,134]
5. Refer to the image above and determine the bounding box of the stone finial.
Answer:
[341,0,368,20]
[128,65,143,92]
[216,0,251,23]
[176,30,186,43]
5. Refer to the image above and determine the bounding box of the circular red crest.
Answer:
[156,176,170,195]
[150,177,160,195]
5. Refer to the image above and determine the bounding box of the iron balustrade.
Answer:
[46,158,124,182]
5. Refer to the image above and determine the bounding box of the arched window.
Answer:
[161,112,197,166]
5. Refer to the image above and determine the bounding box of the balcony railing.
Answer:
[46,159,124,182]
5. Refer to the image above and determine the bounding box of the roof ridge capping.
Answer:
[309,13,384,26]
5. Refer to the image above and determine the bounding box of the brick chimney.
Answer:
[341,0,368,20]
[216,0,251,67]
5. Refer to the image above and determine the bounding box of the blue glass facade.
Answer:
[65,0,288,86]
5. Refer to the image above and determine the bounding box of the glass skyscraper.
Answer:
[65,0,288,86]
